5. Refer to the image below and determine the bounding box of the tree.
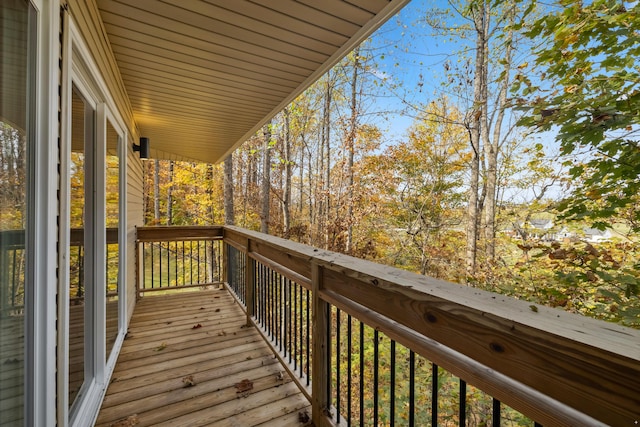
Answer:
[345,47,361,254]
[281,108,293,238]
[260,122,272,234]
[224,154,234,225]
[154,159,160,223]
[515,0,640,232]
[378,99,469,278]
[403,0,524,276]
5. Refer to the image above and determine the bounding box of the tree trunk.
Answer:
[260,122,272,234]
[345,47,360,254]
[206,164,214,224]
[282,108,292,238]
[322,74,333,249]
[299,139,305,216]
[224,154,235,225]
[485,5,514,260]
[167,160,174,225]
[466,1,488,277]
[154,159,160,222]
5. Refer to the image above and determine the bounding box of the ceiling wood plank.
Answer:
[163,0,343,53]
[249,0,361,35]
[296,0,374,24]
[202,0,349,46]
[100,12,317,75]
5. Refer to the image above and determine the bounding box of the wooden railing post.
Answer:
[311,262,331,426]
[245,245,255,327]
[222,241,229,285]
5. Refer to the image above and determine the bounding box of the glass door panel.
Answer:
[105,120,120,361]
[0,0,35,425]
[69,85,95,411]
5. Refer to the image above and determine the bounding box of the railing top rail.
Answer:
[136,225,224,242]
[0,229,25,248]
[222,225,640,426]
[1,228,118,246]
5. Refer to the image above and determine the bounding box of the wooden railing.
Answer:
[137,225,640,426]
[0,229,26,316]
[0,228,119,316]
[136,226,224,297]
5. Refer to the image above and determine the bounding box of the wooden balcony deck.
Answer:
[96,289,310,427]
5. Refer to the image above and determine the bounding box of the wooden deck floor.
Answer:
[96,289,310,427]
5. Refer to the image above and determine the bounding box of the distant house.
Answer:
[558,226,575,242]
[583,228,613,243]
[502,219,574,242]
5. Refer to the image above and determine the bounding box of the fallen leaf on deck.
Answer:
[235,379,253,394]
[182,375,196,387]
[191,323,203,329]
[199,307,205,310]
[155,342,167,351]
[110,414,139,427]
[217,331,226,336]
[298,411,310,424]
[4,358,19,365]
[215,308,220,312]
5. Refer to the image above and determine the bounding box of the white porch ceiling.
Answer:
[97,0,409,164]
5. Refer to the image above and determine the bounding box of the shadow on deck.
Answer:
[96,289,310,427]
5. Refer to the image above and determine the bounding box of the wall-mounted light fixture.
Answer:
[133,137,150,159]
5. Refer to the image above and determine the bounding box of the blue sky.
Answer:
[358,0,477,143]
[351,0,567,202]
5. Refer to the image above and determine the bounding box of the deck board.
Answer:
[96,288,310,427]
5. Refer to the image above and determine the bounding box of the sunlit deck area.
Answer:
[96,289,310,427]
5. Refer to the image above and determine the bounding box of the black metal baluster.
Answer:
[262,264,267,327]
[459,379,467,427]
[273,270,277,340]
[286,279,291,363]
[306,288,310,384]
[258,263,263,325]
[11,249,18,306]
[299,283,304,378]
[390,340,396,426]
[359,321,364,427]
[267,266,271,334]
[347,314,352,425]
[149,243,153,290]
[275,271,279,343]
[336,308,341,423]
[268,267,272,336]
[373,329,379,427]
[326,304,331,416]
[493,398,501,427]
[181,240,185,285]
[432,363,439,426]
[158,242,162,288]
[166,240,170,288]
[409,350,415,427]
[293,281,298,371]
[196,241,200,284]
[280,274,284,349]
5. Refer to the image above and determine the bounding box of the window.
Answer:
[0,0,36,424]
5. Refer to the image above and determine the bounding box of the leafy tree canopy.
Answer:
[513,0,640,231]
